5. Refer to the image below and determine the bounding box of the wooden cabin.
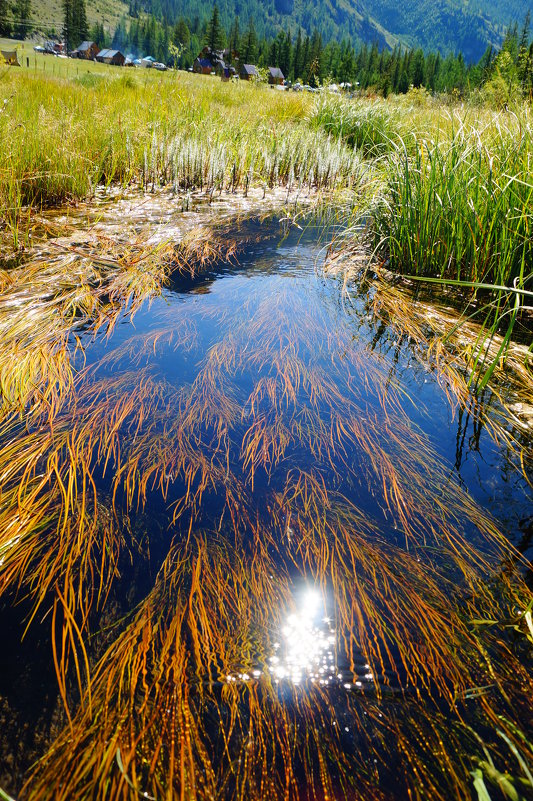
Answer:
[96,49,125,66]
[193,57,213,75]
[239,64,258,81]
[71,41,99,60]
[268,66,284,85]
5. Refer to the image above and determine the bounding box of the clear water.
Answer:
[0,216,531,799]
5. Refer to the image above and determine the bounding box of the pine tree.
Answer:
[175,18,190,47]
[281,29,291,76]
[391,47,401,92]
[411,49,425,88]
[517,11,531,87]
[63,0,88,50]
[301,35,310,81]
[228,15,240,57]
[307,29,323,86]
[242,20,257,64]
[292,27,302,81]
[0,0,11,37]
[206,3,224,52]
[89,20,106,47]
[13,0,31,39]
[398,69,409,94]
[112,17,127,50]
[77,0,88,45]
[63,0,73,50]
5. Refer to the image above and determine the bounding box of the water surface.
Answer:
[1,216,531,800]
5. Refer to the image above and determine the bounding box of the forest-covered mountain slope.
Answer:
[27,0,532,60]
[142,0,532,60]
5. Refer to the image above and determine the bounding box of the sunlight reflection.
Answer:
[269,589,338,686]
[226,588,376,690]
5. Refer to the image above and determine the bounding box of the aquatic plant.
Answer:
[309,95,403,156]
[0,223,530,800]
[0,71,361,251]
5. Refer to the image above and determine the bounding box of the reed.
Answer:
[0,71,361,251]
[309,95,403,156]
[364,110,533,387]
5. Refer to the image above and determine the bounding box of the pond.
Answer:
[0,213,531,801]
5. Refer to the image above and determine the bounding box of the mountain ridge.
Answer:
[147,0,532,59]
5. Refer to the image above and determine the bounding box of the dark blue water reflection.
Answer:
[82,218,531,550]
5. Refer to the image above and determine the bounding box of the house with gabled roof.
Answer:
[268,66,284,85]
[239,64,258,81]
[96,49,125,66]
[193,57,213,74]
[71,41,99,60]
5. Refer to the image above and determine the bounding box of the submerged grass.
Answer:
[0,221,530,799]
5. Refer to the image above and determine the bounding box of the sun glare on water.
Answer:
[268,589,338,686]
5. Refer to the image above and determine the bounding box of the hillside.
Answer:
[24,0,128,40]
[148,0,532,59]
[27,0,532,59]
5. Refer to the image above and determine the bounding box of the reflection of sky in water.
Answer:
[78,218,530,691]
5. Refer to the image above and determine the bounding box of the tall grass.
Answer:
[0,71,362,251]
[309,95,403,156]
[369,112,533,387]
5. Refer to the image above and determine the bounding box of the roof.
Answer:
[268,66,284,79]
[78,41,96,51]
[241,64,258,74]
[142,55,156,62]
[195,58,212,69]
[97,49,123,59]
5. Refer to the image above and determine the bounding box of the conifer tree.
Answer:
[517,11,531,86]
[174,18,190,48]
[206,3,224,52]
[412,49,425,87]
[13,0,31,39]
[0,0,10,36]
[242,20,257,64]
[308,29,323,86]
[75,0,88,44]
[281,29,291,76]
[63,0,88,50]
[292,27,302,81]
[301,34,310,81]
[228,15,240,57]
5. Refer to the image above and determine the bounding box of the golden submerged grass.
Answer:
[0,216,530,800]
[0,67,532,801]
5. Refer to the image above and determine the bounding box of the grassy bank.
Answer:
[0,68,532,386]
[0,69,363,250]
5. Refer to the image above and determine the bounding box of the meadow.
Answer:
[0,62,532,801]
